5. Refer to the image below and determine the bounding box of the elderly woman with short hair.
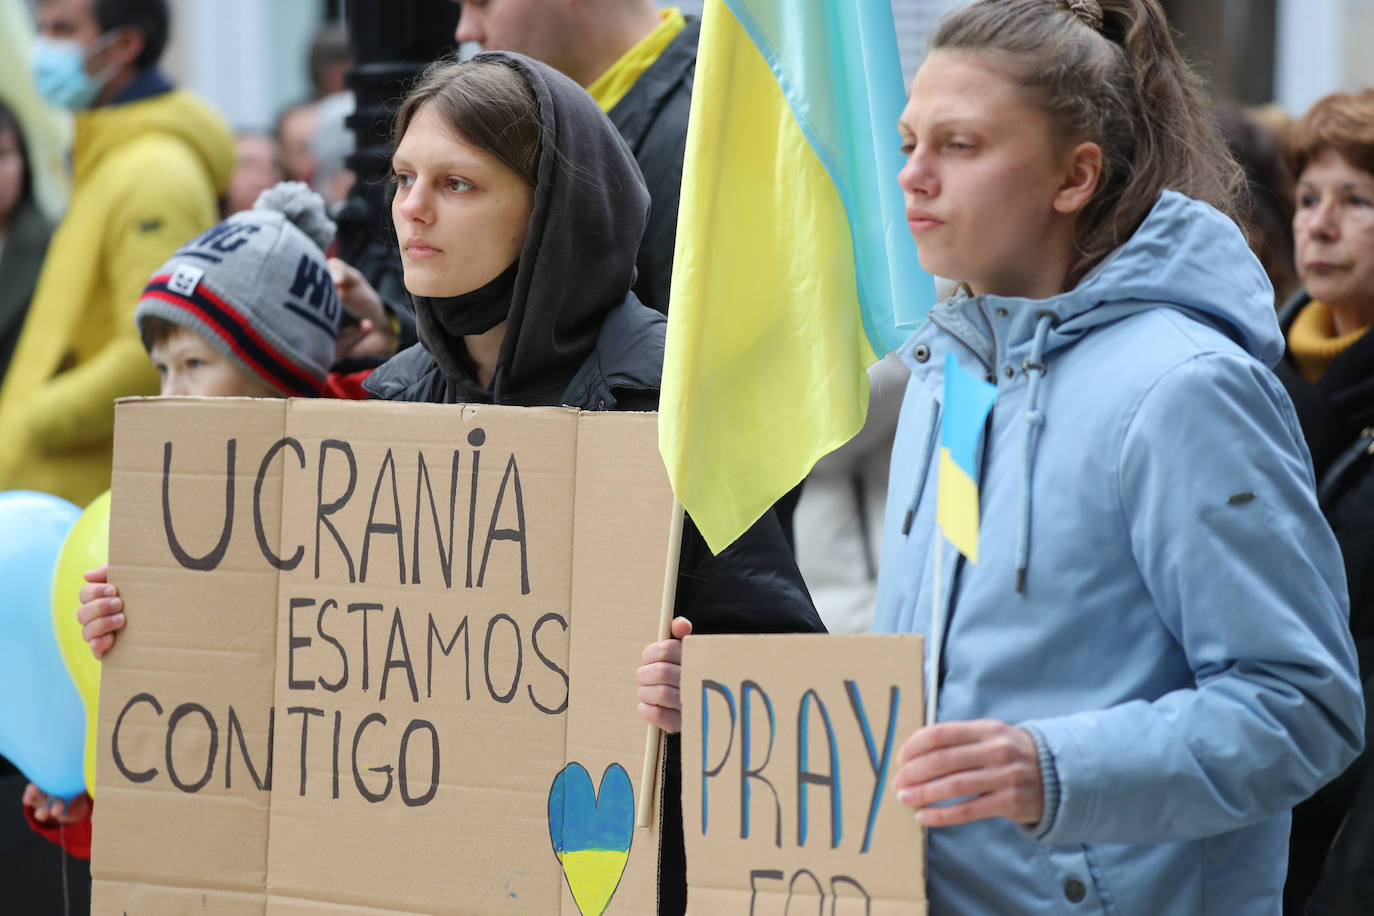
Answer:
[1277,87,1374,915]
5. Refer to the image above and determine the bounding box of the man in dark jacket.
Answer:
[454,0,697,316]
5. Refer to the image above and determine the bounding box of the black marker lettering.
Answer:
[427,614,470,700]
[316,599,347,692]
[287,598,315,690]
[347,603,382,691]
[253,437,305,570]
[352,713,391,802]
[477,454,529,594]
[287,706,324,796]
[379,608,419,702]
[225,705,273,791]
[331,710,342,799]
[165,703,218,794]
[528,613,569,715]
[747,870,785,916]
[483,613,523,704]
[315,439,357,581]
[162,440,234,571]
[465,429,483,587]
[412,450,460,588]
[398,719,440,807]
[112,692,162,784]
[830,876,872,915]
[359,448,405,585]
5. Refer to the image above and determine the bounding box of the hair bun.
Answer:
[1060,0,1104,30]
[253,181,337,251]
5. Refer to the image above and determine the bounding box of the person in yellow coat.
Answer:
[0,0,233,506]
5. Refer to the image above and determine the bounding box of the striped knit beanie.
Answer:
[135,182,339,396]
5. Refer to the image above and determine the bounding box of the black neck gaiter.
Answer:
[417,259,520,338]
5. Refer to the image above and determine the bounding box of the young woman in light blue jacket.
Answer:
[876,0,1364,911]
[638,0,1363,910]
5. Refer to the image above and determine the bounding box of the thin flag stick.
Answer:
[637,498,686,828]
[927,540,942,727]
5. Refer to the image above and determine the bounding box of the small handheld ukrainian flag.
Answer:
[936,354,997,563]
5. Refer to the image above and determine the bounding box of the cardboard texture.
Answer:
[91,398,673,915]
[680,635,927,915]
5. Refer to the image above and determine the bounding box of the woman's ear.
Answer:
[1053,141,1103,215]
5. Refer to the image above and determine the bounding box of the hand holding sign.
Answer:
[636,616,692,733]
[892,719,1044,828]
[75,565,123,660]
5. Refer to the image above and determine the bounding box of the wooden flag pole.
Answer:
[637,498,686,828]
[926,539,943,727]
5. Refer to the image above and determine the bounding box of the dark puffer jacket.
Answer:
[606,17,698,315]
[1275,290,1374,916]
[364,51,823,916]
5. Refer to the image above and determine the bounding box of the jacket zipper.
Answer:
[928,307,996,383]
[1317,426,1374,507]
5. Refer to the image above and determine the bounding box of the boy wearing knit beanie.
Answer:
[21,181,376,844]
[133,181,347,398]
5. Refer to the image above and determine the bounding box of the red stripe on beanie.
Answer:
[143,276,325,396]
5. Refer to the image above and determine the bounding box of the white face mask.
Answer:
[31,31,120,112]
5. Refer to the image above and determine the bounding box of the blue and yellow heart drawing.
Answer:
[547,762,635,916]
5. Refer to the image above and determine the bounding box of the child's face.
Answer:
[149,327,281,398]
[391,103,535,299]
[897,50,1088,300]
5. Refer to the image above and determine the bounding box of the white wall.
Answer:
[162,0,322,132]
[1273,0,1373,115]
[891,0,968,87]
[158,0,999,132]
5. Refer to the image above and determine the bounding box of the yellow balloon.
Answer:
[51,489,110,797]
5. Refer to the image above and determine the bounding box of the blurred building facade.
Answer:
[16,0,1372,140]
[160,0,332,131]
[890,0,1374,116]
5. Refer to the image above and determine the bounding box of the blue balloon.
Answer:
[0,491,85,799]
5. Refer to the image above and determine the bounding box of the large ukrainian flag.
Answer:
[659,0,935,554]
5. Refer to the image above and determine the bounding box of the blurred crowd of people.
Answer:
[0,0,1370,913]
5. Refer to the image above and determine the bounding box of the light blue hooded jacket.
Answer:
[874,192,1364,914]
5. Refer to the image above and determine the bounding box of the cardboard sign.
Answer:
[91,398,673,915]
[681,635,926,914]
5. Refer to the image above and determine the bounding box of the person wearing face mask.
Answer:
[0,0,233,506]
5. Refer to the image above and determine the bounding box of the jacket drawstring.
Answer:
[901,401,941,536]
[1015,312,1056,594]
[491,362,507,406]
